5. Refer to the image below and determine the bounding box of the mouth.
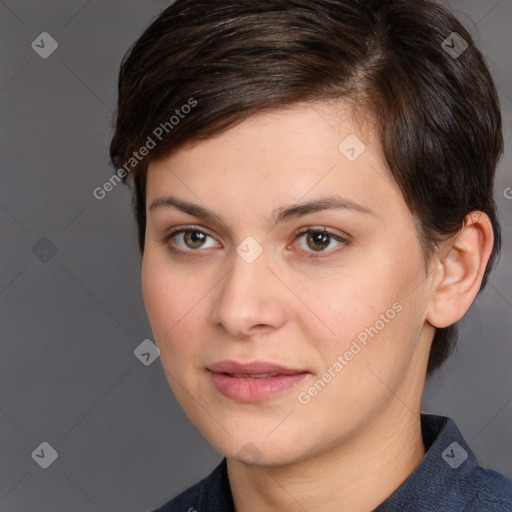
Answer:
[225,373,284,379]
[208,360,311,402]
[208,360,308,375]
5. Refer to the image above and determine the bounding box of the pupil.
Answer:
[309,232,329,251]
[185,231,206,248]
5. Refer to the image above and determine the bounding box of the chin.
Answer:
[203,424,312,467]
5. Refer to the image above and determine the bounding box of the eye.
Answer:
[161,226,220,252]
[160,225,349,257]
[293,227,349,257]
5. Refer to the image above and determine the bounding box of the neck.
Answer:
[227,405,426,512]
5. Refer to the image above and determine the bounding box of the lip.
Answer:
[208,360,310,402]
[208,360,308,375]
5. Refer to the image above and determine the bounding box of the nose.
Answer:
[210,247,288,338]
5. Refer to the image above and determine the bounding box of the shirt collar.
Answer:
[374,414,480,511]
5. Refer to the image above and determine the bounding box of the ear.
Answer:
[425,211,495,329]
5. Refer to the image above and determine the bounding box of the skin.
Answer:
[141,101,494,512]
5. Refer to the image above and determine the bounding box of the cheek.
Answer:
[141,252,187,338]
[141,251,215,369]
[305,253,418,363]
[303,261,396,332]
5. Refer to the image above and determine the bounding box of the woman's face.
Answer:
[142,102,435,466]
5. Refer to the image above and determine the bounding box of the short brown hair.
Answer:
[109,0,503,375]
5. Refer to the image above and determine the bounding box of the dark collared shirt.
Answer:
[153,414,512,511]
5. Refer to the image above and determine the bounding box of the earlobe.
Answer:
[425,212,494,329]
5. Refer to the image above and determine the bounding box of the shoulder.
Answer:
[421,414,512,512]
[150,458,233,512]
[465,466,512,511]
[151,479,203,512]
[375,414,512,512]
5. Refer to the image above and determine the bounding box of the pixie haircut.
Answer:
[109,0,503,376]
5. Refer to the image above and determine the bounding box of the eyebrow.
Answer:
[148,194,376,228]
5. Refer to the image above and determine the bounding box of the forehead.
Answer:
[145,101,406,225]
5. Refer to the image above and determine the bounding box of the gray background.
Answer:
[0,1,510,511]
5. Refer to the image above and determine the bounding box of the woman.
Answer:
[109,0,512,510]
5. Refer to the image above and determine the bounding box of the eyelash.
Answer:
[160,225,350,258]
